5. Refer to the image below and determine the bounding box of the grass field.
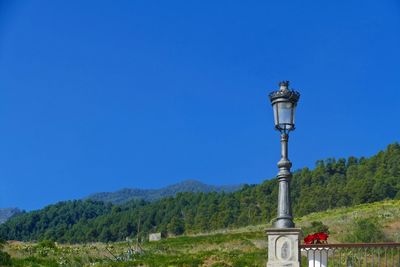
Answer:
[3,199,400,267]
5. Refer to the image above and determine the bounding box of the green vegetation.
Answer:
[344,217,385,242]
[0,238,12,266]
[298,200,400,242]
[3,231,268,266]
[0,251,12,266]
[0,200,113,242]
[2,199,399,266]
[302,221,329,236]
[1,143,400,243]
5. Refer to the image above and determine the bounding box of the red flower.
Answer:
[316,232,329,241]
[304,232,329,244]
[304,234,316,244]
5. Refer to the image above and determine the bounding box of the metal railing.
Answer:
[300,243,400,267]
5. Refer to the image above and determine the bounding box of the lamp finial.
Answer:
[279,81,289,91]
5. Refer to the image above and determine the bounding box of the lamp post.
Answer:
[266,81,301,267]
[268,81,300,229]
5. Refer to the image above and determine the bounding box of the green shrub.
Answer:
[344,217,386,242]
[37,240,57,249]
[0,250,11,266]
[303,221,329,236]
[0,238,5,250]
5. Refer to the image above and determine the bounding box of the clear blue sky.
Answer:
[0,1,399,210]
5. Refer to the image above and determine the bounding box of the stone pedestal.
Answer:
[266,228,302,267]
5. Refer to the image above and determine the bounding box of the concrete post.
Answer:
[266,228,302,267]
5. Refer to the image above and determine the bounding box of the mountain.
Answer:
[86,179,243,204]
[0,208,22,224]
[1,143,399,243]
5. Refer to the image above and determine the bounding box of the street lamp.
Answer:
[268,81,300,228]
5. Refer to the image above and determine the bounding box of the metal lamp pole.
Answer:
[266,81,301,267]
[268,81,300,229]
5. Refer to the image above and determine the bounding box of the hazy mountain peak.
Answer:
[0,208,23,224]
[87,179,243,204]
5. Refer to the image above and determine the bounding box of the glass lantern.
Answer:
[269,81,300,133]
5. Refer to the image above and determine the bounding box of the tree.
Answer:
[167,217,185,236]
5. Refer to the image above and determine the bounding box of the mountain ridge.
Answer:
[86,179,243,204]
[0,208,22,224]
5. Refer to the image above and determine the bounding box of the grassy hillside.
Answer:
[3,200,399,267]
[297,199,400,242]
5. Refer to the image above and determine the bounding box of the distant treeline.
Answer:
[1,143,399,243]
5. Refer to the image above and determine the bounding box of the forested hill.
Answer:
[1,143,399,243]
[87,179,243,204]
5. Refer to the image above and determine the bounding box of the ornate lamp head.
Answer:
[268,81,300,133]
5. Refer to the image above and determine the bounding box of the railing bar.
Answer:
[384,247,387,267]
[355,248,357,267]
[356,248,358,267]
[370,247,372,267]
[336,248,339,267]
[349,249,352,267]
[378,247,381,267]
[350,249,353,267]
[369,249,375,267]
[299,242,400,267]
[348,249,351,267]
[313,248,316,267]
[314,250,316,267]
[360,248,363,267]
[300,243,400,249]
[319,248,322,267]
[398,248,400,267]
[391,247,394,267]
[362,249,364,267]
[306,249,308,267]
[373,247,375,267]
[372,248,374,267]
[385,248,387,267]
[347,249,350,267]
